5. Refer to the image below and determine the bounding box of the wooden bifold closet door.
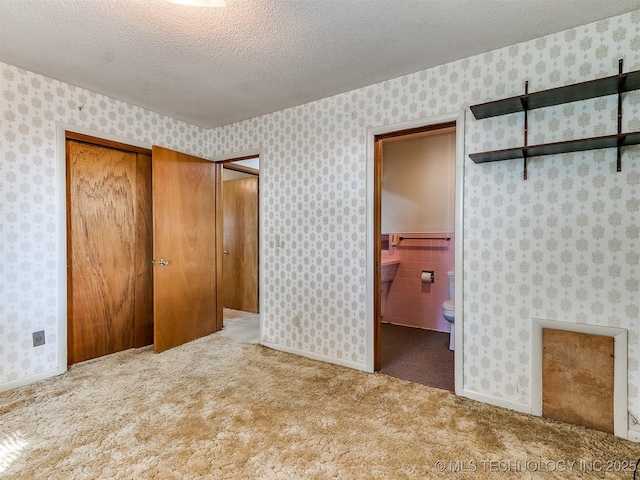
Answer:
[66,137,153,365]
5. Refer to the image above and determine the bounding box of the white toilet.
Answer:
[442,271,455,350]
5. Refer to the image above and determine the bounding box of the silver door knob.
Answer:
[158,259,169,266]
[223,251,228,255]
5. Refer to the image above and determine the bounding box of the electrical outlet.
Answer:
[32,330,45,347]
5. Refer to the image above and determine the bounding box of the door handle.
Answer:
[223,251,228,255]
[158,259,169,266]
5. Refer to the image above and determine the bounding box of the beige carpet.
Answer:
[1,334,639,479]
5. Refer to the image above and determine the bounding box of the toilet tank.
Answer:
[447,271,455,300]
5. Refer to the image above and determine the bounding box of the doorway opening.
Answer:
[373,121,458,391]
[219,156,261,344]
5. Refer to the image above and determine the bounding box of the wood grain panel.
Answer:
[67,140,137,364]
[223,163,259,176]
[152,146,218,353]
[223,177,259,313]
[134,153,154,347]
[66,131,152,155]
[542,328,614,433]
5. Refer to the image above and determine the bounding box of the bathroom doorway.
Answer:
[374,122,456,391]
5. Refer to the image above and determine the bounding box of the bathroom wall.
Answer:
[382,234,454,331]
[382,130,456,233]
[210,10,640,437]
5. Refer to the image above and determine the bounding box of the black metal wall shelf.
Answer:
[469,60,639,179]
[471,70,640,119]
[470,132,640,164]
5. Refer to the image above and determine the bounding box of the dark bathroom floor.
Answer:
[379,322,455,392]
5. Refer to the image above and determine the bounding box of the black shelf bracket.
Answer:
[523,81,529,180]
[618,59,623,172]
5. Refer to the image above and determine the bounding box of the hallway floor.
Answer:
[220,308,260,344]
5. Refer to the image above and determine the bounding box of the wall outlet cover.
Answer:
[33,330,45,347]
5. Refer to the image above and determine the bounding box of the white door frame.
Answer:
[212,149,263,343]
[365,110,465,395]
[55,122,153,376]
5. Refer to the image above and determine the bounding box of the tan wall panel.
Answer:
[542,329,614,434]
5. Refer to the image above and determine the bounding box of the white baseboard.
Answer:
[261,341,370,372]
[628,429,640,442]
[0,367,64,392]
[462,389,532,415]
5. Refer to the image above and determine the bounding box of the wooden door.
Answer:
[223,177,259,313]
[152,146,221,353]
[66,138,153,365]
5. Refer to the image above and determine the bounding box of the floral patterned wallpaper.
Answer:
[1,9,639,437]
[0,64,210,384]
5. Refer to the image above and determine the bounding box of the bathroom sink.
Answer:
[381,258,400,267]
[381,260,399,283]
[380,259,399,318]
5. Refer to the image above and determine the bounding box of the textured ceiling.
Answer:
[1,0,639,128]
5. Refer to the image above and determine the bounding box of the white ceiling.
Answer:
[1,0,639,129]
